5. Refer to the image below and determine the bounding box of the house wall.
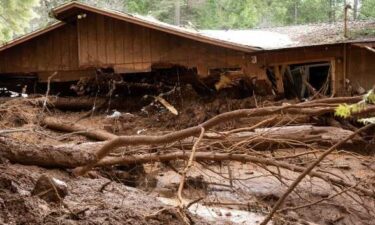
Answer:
[0,22,79,75]
[76,12,263,78]
[347,45,375,90]
[252,45,346,94]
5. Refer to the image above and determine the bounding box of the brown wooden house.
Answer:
[0,2,374,97]
[0,2,262,83]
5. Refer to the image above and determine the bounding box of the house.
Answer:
[203,21,375,97]
[0,2,374,98]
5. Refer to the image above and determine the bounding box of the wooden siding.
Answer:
[77,13,248,77]
[347,45,375,90]
[0,22,79,74]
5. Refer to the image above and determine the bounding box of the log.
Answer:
[0,136,373,197]
[36,97,144,111]
[40,97,106,110]
[98,151,374,197]
[41,117,117,141]
[74,103,375,175]
[0,137,96,168]
[0,125,364,168]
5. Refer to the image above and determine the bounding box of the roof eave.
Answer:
[52,2,262,53]
[0,22,65,52]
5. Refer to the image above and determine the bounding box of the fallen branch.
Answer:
[73,104,375,176]
[259,124,374,225]
[177,127,205,208]
[41,117,117,141]
[1,135,373,198]
[96,151,374,197]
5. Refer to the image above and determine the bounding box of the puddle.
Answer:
[157,197,270,225]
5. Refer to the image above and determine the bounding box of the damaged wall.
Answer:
[252,44,346,95]
[76,12,263,79]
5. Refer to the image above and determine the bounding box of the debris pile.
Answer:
[0,86,374,225]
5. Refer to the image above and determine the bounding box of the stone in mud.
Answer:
[31,175,68,203]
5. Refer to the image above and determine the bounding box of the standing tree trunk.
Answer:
[294,0,299,24]
[328,0,337,23]
[353,0,359,20]
[175,0,181,26]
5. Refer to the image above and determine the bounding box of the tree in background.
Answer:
[1,0,375,43]
[0,0,40,43]
[194,0,260,29]
[360,0,375,19]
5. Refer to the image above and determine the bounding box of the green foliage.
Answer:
[360,0,375,19]
[335,89,375,124]
[0,0,40,43]
[335,104,353,118]
[2,0,375,43]
[193,0,259,29]
[365,89,375,104]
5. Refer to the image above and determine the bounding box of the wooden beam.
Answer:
[273,65,284,94]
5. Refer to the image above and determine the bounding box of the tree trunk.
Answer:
[41,117,117,141]
[353,0,359,20]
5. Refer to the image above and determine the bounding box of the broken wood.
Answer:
[0,124,367,169]
[73,103,375,176]
[259,123,375,225]
[96,152,374,198]
[0,137,97,168]
[1,135,373,198]
[41,117,117,141]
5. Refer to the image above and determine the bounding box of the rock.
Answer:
[31,175,68,203]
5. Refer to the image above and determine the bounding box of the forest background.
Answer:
[0,0,374,43]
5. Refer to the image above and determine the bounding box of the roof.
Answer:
[0,2,261,53]
[201,20,375,50]
[52,2,261,53]
[0,22,65,52]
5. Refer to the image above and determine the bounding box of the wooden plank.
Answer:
[20,42,28,71]
[274,65,284,94]
[124,22,133,64]
[36,35,46,71]
[78,17,89,66]
[54,28,63,70]
[86,13,98,64]
[30,40,39,71]
[96,14,106,64]
[150,29,161,63]
[142,27,151,64]
[60,26,70,69]
[69,22,79,69]
[105,17,116,64]
[132,24,143,63]
[45,31,54,71]
[114,19,124,64]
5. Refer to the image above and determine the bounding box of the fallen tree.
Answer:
[72,103,375,175]
[1,124,364,168]
[1,136,373,198]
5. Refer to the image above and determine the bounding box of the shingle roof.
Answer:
[201,20,375,50]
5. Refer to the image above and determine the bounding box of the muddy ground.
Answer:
[0,89,374,225]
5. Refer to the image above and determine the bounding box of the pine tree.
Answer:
[0,0,41,42]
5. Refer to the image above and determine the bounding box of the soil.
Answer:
[0,91,374,225]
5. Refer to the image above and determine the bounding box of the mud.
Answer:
[0,95,374,225]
